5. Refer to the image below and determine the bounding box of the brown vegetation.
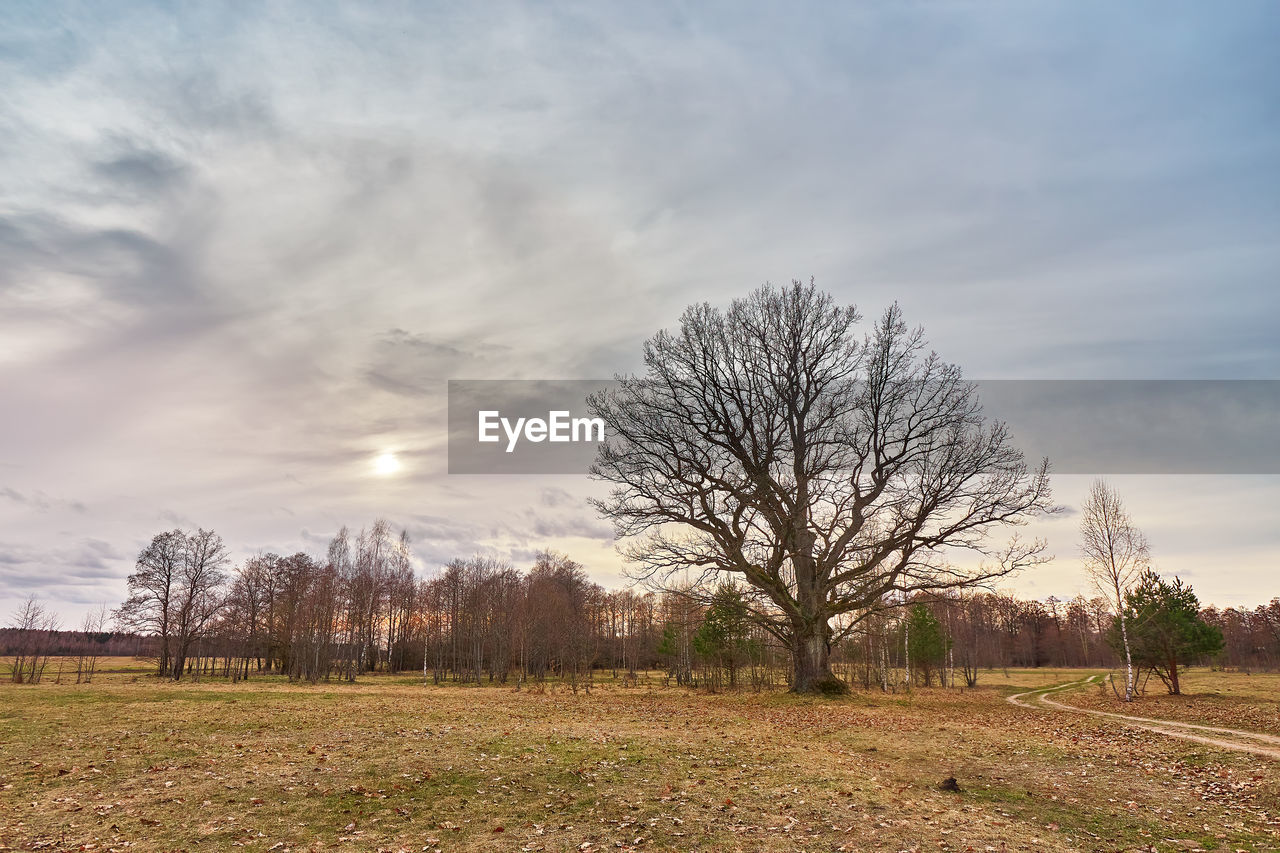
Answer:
[1,666,1276,852]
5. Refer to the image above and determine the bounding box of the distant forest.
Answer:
[5,521,1276,690]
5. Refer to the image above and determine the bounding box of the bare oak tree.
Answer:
[1080,478,1149,701]
[589,281,1054,693]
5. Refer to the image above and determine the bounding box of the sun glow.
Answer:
[372,452,401,476]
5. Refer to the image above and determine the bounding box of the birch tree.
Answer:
[1079,479,1148,701]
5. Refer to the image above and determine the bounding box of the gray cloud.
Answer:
[1,487,86,513]
[165,70,276,137]
[156,510,196,529]
[92,146,191,195]
[0,537,131,606]
[364,329,488,397]
[0,209,222,342]
[526,511,615,543]
[539,487,578,509]
[0,2,1277,620]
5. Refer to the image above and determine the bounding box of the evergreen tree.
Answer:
[693,584,751,688]
[1110,570,1223,695]
[904,604,951,687]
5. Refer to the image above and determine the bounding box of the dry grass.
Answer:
[1057,670,1280,738]
[1,664,1276,852]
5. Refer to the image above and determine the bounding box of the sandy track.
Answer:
[1008,676,1280,761]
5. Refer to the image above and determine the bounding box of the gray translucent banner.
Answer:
[447,379,1280,475]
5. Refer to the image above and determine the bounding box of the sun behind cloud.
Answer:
[372,452,401,476]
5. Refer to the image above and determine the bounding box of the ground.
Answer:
[1059,671,1280,739]
[1,662,1277,852]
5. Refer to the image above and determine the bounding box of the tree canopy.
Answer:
[589,281,1054,693]
[1110,569,1223,695]
[905,603,951,687]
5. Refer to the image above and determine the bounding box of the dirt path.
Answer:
[1008,676,1280,761]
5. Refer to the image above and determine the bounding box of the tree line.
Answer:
[6,522,1271,690]
[3,598,119,684]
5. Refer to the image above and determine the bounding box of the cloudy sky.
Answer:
[2,2,1277,624]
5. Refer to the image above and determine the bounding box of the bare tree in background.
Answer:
[9,596,58,683]
[116,530,184,676]
[589,281,1054,693]
[226,555,271,680]
[1080,478,1148,701]
[117,528,229,681]
[168,528,230,680]
[386,531,418,673]
[76,604,109,683]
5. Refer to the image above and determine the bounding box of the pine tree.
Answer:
[1110,570,1223,695]
[904,604,951,687]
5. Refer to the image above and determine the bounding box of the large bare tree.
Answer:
[115,530,185,676]
[117,528,229,680]
[167,528,230,680]
[589,281,1054,693]
[1079,478,1148,701]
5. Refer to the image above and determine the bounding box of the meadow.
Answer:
[1,662,1276,853]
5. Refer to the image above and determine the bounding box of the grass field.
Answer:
[1056,670,1280,739]
[1,662,1277,852]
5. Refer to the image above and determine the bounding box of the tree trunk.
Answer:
[1117,609,1135,702]
[159,632,170,679]
[903,616,911,690]
[791,619,846,694]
